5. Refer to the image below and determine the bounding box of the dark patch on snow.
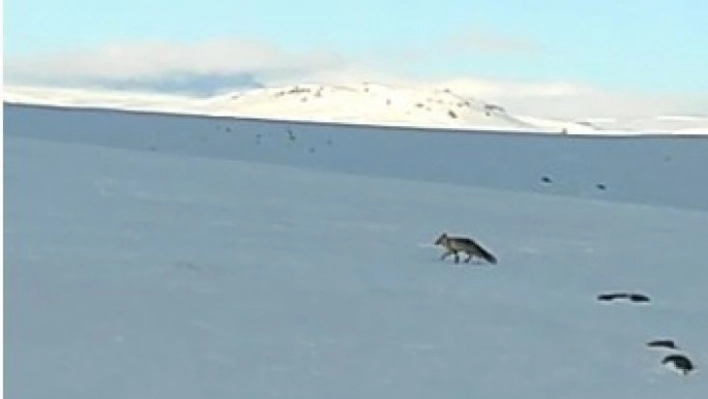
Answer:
[484,104,505,113]
[596,292,650,303]
[597,293,626,301]
[174,260,201,272]
[647,339,678,349]
[662,354,695,375]
[628,293,650,302]
[287,129,296,141]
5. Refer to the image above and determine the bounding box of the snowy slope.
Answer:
[6,131,708,399]
[6,103,708,210]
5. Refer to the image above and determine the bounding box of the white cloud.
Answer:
[5,39,345,83]
[429,77,707,119]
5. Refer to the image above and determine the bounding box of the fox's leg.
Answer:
[453,251,460,263]
[464,252,472,263]
[440,250,453,261]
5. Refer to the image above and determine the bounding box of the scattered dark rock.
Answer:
[309,147,315,153]
[662,354,695,375]
[647,339,678,350]
[287,129,296,141]
[484,103,505,113]
[596,183,607,191]
[541,176,553,184]
[325,139,333,146]
[148,145,158,152]
[286,86,310,95]
[225,127,231,132]
[448,110,458,119]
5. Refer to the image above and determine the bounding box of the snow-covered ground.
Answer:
[5,103,708,398]
[7,83,706,135]
[585,115,708,135]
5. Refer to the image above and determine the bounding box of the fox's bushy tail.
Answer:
[475,242,497,264]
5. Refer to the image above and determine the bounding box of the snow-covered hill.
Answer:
[5,81,708,135]
[204,83,542,131]
[2,83,607,134]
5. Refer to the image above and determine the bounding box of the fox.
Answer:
[434,233,497,264]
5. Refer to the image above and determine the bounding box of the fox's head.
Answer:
[435,233,448,245]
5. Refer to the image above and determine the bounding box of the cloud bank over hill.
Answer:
[5,39,707,120]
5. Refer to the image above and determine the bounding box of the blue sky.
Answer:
[5,0,708,95]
